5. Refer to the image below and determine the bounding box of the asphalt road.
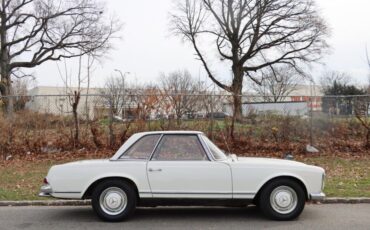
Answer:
[0,204,369,230]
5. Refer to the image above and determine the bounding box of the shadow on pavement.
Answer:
[52,206,267,222]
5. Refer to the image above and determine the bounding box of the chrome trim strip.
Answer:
[151,192,255,195]
[153,192,230,195]
[310,192,326,201]
[233,193,257,196]
[38,192,51,197]
[39,184,53,197]
[40,184,52,193]
[53,191,81,194]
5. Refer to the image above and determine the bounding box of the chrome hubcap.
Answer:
[99,187,127,215]
[270,186,298,214]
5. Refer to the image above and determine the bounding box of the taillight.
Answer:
[43,178,48,184]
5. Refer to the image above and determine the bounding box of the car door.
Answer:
[147,134,232,199]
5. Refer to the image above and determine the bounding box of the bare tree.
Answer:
[354,96,370,149]
[102,73,128,117]
[171,0,329,136]
[320,71,366,115]
[248,66,302,102]
[57,57,85,148]
[353,48,370,148]
[160,70,198,126]
[137,85,160,130]
[12,76,35,110]
[320,71,352,94]
[0,0,120,116]
[367,48,370,94]
[193,80,213,115]
[84,54,96,121]
[101,72,129,147]
[57,52,105,148]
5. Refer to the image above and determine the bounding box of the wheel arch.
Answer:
[82,176,140,200]
[254,175,309,202]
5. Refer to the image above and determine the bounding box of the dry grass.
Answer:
[0,111,369,200]
[300,155,370,197]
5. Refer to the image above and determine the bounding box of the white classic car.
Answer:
[40,131,325,221]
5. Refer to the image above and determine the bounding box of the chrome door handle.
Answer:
[148,168,162,172]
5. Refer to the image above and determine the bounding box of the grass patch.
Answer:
[0,155,369,200]
[0,159,65,200]
[301,156,370,197]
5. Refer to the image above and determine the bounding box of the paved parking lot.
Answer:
[0,204,369,230]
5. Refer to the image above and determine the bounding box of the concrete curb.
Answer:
[319,197,370,204]
[0,198,369,207]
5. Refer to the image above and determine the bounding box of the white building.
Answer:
[26,86,104,118]
[223,84,324,116]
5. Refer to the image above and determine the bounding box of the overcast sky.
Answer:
[34,0,370,88]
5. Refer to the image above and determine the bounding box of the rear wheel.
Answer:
[92,180,137,221]
[259,178,306,221]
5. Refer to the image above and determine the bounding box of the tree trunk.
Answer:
[366,128,370,149]
[176,115,181,127]
[0,5,14,118]
[230,65,244,139]
[0,77,14,117]
[90,122,103,148]
[72,91,80,147]
[108,101,115,148]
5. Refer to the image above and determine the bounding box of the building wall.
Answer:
[224,101,309,117]
[26,87,104,119]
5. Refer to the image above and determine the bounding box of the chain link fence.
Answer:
[0,93,369,159]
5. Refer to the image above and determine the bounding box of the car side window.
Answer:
[151,135,207,161]
[120,135,160,159]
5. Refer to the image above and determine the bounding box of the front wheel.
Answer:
[92,180,137,221]
[259,179,306,221]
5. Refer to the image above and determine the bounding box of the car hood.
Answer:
[58,159,110,167]
[235,157,308,167]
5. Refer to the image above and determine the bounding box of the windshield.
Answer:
[202,135,227,160]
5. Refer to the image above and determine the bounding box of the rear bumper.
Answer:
[310,192,326,201]
[39,184,53,197]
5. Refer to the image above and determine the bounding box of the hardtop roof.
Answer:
[135,130,204,135]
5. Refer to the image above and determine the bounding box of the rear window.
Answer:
[120,135,160,160]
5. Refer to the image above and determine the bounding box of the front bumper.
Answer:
[310,192,326,201]
[39,184,53,197]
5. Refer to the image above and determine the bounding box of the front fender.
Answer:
[255,173,310,198]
